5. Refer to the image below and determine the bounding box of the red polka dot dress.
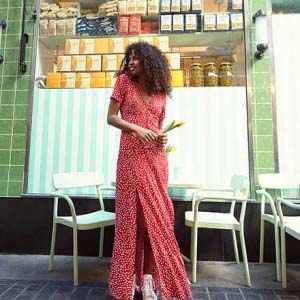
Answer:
[108,74,192,300]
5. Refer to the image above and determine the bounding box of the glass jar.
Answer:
[218,62,234,86]
[189,63,204,87]
[204,62,218,87]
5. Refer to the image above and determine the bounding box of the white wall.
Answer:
[272,14,300,173]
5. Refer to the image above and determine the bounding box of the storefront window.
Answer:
[272,0,300,14]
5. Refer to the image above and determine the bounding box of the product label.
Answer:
[231,13,244,30]
[185,14,197,30]
[203,14,216,31]
[171,0,180,13]
[191,0,201,11]
[160,15,172,31]
[232,0,243,10]
[172,14,184,31]
[181,0,191,12]
[161,0,171,13]
[217,13,230,30]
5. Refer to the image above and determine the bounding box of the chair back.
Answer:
[231,175,248,197]
[53,172,104,189]
[258,173,300,190]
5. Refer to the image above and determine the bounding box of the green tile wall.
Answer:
[0,0,275,197]
[0,0,35,196]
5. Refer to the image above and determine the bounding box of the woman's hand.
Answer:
[157,133,168,145]
[135,126,157,142]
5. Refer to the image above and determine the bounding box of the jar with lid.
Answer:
[204,62,218,87]
[189,63,204,87]
[218,62,234,86]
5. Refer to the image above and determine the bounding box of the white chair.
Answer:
[256,173,300,282]
[277,197,300,288]
[49,172,116,286]
[185,175,251,286]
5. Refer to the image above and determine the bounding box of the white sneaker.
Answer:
[141,274,158,300]
[132,274,140,299]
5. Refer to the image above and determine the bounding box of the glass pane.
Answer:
[272,0,300,14]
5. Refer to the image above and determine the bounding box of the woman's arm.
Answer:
[107,98,157,142]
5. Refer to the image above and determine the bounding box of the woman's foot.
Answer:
[132,274,141,299]
[141,274,157,300]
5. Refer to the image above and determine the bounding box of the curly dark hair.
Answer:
[117,42,172,96]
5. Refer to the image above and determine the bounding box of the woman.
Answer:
[107,42,191,300]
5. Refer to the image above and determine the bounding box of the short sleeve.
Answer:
[111,74,127,103]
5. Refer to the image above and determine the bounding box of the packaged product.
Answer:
[171,0,180,13]
[191,0,201,12]
[232,0,243,10]
[127,1,137,14]
[231,13,244,30]
[60,73,76,88]
[102,54,118,71]
[56,56,71,72]
[160,15,172,32]
[65,39,80,55]
[216,13,230,31]
[39,20,48,35]
[148,0,159,15]
[90,72,106,88]
[65,18,77,35]
[181,0,191,13]
[153,36,169,52]
[136,0,147,15]
[129,15,141,34]
[105,72,117,87]
[118,1,127,14]
[86,55,102,71]
[160,0,171,14]
[48,19,57,35]
[166,53,181,69]
[71,55,87,71]
[185,14,199,31]
[75,73,91,88]
[171,70,184,87]
[139,36,153,45]
[109,37,125,53]
[203,14,216,31]
[46,73,61,89]
[172,14,184,32]
[118,16,130,34]
[56,20,66,35]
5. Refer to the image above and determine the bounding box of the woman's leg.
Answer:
[144,230,155,274]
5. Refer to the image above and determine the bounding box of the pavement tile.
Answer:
[226,293,244,300]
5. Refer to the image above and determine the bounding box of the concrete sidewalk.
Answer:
[0,254,300,299]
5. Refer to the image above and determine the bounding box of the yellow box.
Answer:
[71,55,86,71]
[117,54,124,70]
[94,38,109,53]
[124,36,139,49]
[56,56,71,72]
[75,73,91,88]
[86,55,102,71]
[102,54,118,71]
[105,72,117,88]
[166,53,181,69]
[61,72,76,88]
[171,70,184,87]
[65,39,80,54]
[108,37,125,53]
[138,36,153,45]
[91,72,106,88]
[46,73,61,88]
[153,36,169,52]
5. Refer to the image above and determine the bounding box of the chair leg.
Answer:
[259,219,265,264]
[191,226,198,284]
[49,223,57,271]
[232,230,240,263]
[281,227,287,288]
[73,228,78,286]
[239,229,251,287]
[274,221,282,282]
[99,227,104,258]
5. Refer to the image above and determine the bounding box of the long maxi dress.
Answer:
[108,73,192,300]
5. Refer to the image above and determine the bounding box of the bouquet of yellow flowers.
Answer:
[162,120,186,134]
[162,120,185,155]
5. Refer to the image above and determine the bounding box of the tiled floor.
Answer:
[1,255,300,299]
